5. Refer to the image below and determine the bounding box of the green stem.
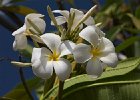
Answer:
[43,73,56,96]
[19,55,34,100]
[57,81,64,100]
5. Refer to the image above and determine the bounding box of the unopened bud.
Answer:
[11,61,31,67]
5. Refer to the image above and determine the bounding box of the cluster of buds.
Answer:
[12,5,118,81]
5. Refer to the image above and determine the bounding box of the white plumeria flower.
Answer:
[31,33,76,81]
[51,8,95,30]
[73,25,118,78]
[12,13,46,50]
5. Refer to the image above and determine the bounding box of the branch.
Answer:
[19,54,34,100]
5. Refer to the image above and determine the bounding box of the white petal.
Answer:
[70,8,84,30]
[51,16,66,25]
[12,25,26,36]
[84,16,95,25]
[118,53,127,60]
[53,58,71,81]
[31,48,53,79]
[70,8,84,17]
[26,18,46,34]
[25,13,46,34]
[60,40,76,57]
[79,26,100,46]
[31,47,52,68]
[99,37,115,53]
[73,43,92,63]
[86,58,103,78]
[100,52,118,68]
[53,10,69,19]
[31,48,42,67]
[13,34,27,50]
[25,13,44,20]
[40,33,61,53]
[32,61,53,79]
[95,26,105,37]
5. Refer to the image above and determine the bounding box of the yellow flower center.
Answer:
[48,52,60,61]
[91,48,101,57]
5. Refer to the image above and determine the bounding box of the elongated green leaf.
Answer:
[135,6,140,19]
[44,57,140,99]
[63,72,140,100]
[4,90,30,100]
[4,77,40,100]
[0,6,37,15]
[123,28,140,34]
[116,36,140,52]
[127,13,140,29]
[0,97,15,100]
[106,24,124,40]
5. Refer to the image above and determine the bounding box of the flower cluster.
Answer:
[12,5,118,81]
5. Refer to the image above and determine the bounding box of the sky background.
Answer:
[0,0,105,98]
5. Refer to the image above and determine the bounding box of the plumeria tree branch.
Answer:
[18,54,34,100]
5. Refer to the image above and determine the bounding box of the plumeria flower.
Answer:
[73,25,118,78]
[31,33,76,81]
[12,13,46,50]
[51,8,95,30]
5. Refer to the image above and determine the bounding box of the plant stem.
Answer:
[57,81,64,100]
[19,55,34,100]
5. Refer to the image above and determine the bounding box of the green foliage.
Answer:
[3,77,40,100]
[127,13,140,29]
[43,57,140,100]
[116,37,140,52]
[135,6,140,19]
[106,24,125,40]
[123,28,140,34]
[63,73,140,100]
[20,44,33,58]
[0,6,37,15]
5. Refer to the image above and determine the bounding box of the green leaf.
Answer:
[123,27,140,34]
[135,6,140,19]
[106,24,125,40]
[127,13,140,29]
[0,97,15,100]
[62,72,140,100]
[20,44,33,58]
[44,57,140,99]
[115,36,140,52]
[4,77,40,100]
[0,6,37,15]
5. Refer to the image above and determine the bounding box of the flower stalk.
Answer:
[18,55,34,100]
[57,81,64,100]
